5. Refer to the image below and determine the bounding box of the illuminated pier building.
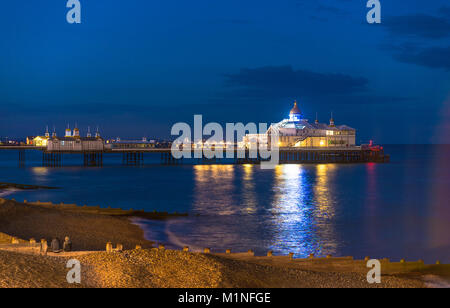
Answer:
[245,101,356,148]
[46,126,104,152]
[26,126,50,147]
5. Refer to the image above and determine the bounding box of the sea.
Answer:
[0,145,449,263]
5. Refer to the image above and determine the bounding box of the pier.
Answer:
[0,146,389,167]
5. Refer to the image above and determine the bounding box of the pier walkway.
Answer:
[0,146,390,167]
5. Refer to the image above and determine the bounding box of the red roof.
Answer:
[290,101,301,114]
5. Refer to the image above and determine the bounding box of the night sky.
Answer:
[1,0,449,144]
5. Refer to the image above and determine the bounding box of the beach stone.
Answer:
[63,237,72,252]
[51,238,61,253]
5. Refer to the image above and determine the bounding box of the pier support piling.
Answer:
[43,152,62,167]
[83,152,103,167]
[18,149,25,167]
[123,151,144,166]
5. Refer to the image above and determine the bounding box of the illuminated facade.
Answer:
[47,128,104,152]
[244,101,356,148]
[26,127,50,146]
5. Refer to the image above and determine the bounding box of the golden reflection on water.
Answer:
[193,165,235,215]
[191,164,244,249]
[314,164,337,219]
[31,167,49,176]
[313,164,338,255]
[242,164,257,214]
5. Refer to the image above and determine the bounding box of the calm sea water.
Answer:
[0,145,449,262]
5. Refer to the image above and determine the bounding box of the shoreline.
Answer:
[0,197,153,251]
[0,182,58,190]
[0,197,449,288]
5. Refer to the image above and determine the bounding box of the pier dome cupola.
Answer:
[65,125,72,137]
[289,100,302,122]
[329,112,335,127]
[73,124,80,138]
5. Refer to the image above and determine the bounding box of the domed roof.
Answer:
[290,100,301,115]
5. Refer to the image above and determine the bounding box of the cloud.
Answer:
[393,46,450,71]
[222,66,368,100]
[382,14,450,39]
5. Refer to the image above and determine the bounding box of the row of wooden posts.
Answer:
[8,237,442,265]
[101,243,442,265]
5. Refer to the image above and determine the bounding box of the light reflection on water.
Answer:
[270,165,315,256]
[31,167,50,176]
[181,163,340,257]
[2,145,450,262]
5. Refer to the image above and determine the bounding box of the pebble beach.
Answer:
[0,197,446,288]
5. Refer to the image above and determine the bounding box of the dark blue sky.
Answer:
[1,0,449,143]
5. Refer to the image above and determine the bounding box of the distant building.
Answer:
[109,137,156,149]
[244,101,356,148]
[29,136,49,147]
[26,127,50,146]
[46,127,104,152]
